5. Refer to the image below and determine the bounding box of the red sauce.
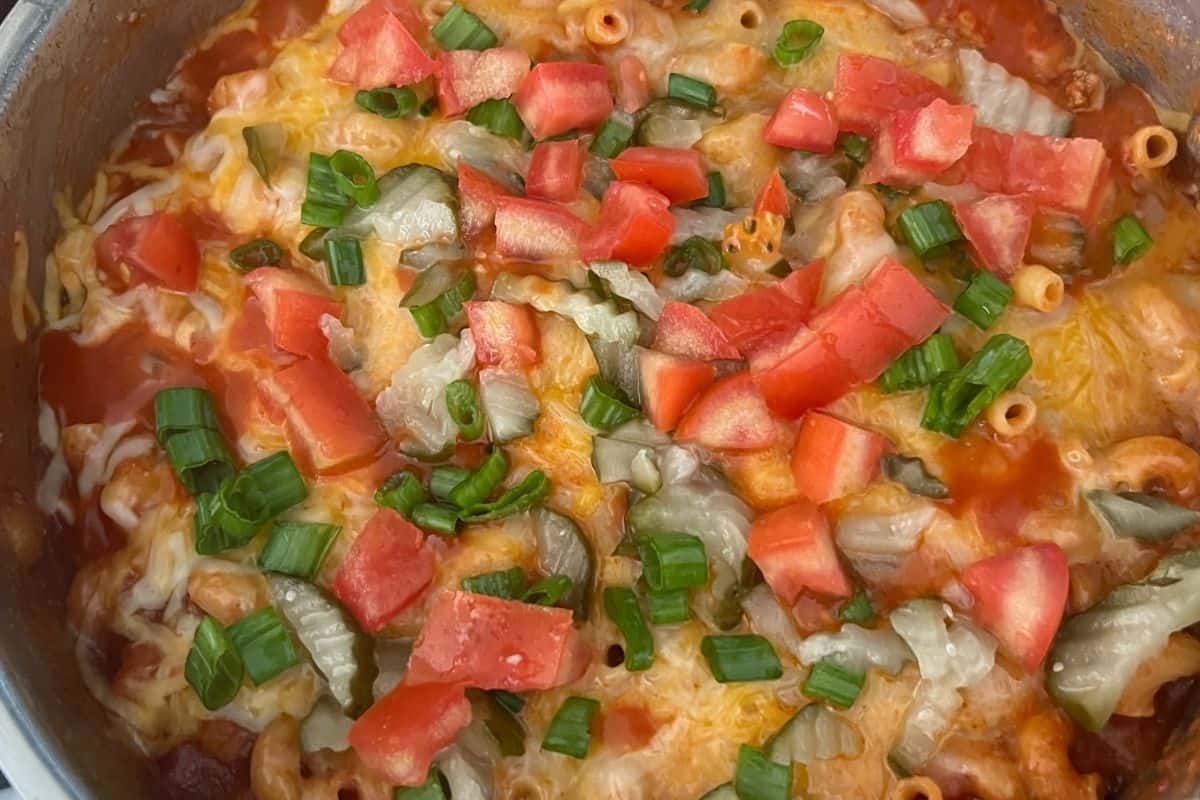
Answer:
[940,435,1073,539]
[1071,84,1159,163]
[600,704,660,754]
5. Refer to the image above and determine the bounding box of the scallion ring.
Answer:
[667,73,717,110]
[579,375,640,431]
[329,149,380,208]
[541,696,599,759]
[229,239,283,272]
[228,607,299,685]
[663,236,726,276]
[431,3,498,50]
[355,86,418,119]
[603,586,654,671]
[324,236,365,287]
[185,616,245,710]
[448,449,509,509]
[446,379,484,440]
[257,520,340,579]
[773,19,824,66]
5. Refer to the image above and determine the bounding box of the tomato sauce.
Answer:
[600,704,660,754]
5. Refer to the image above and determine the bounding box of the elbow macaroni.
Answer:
[1126,124,1178,173]
[985,391,1038,437]
[1011,264,1064,312]
[583,4,630,45]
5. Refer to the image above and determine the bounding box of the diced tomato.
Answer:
[752,170,790,218]
[266,358,386,471]
[615,55,652,114]
[954,194,1035,278]
[747,500,851,603]
[457,162,513,237]
[863,99,975,186]
[814,286,912,382]
[957,126,1014,194]
[327,0,436,89]
[1004,132,1108,217]
[960,543,1069,673]
[708,262,823,357]
[609,147,709,205]
[493,197,586,261]
[762,89,839,154]
[436,48,531,117]
[348,681,471,786]
[95,212,200,292]
[405,590,581,691]
[512,62,613,140]
[340,0,426,39]
[464,300,539,367]
[651,301,740,361]
[860,257,950,343]
[675,372,776,451]
[333,509,435,632]
[639,349,716,432]
[753,326,860,418]
[790,412,888,504]
[244,267,341,360]
[526,140,585,203]
[580,181,674,266]
[832,53,951,135]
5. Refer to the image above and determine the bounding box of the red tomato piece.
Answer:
[954,194,1035,279]
[832,53,952,135]
[675,372,776,451]
[512,62,613,140]
[338,0,426,41]
[957,126,1014,194]
[615,55,652,114]
[860,257,950,343]
[580,181,675,266]
[333,509,436,632]
[651,301,740,361]
[266,358,387,471]
[405,590,581,691]
[348,681,471,786]
[708,262,823,357]
[762,89,839,154]
[327,0,436,89]
[752,330,859,418]
[752,169,791,218]
[813,286,913,383]
[457,162,513,237]
[747,500,851,603]
[609,147,709,204]
[436,48,530,117]
[464,300,539,368]
[493,197,586,261]
[526,140,585,203]
[244,267,341,361]
[638,349,716,432]
[1004,132,1108,217]
[790,412,888,504]
[863,99,975,186]
[960,543,1069,673]
[94,212,200,292]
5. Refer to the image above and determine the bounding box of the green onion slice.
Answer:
[802,659,865,708]
[698,171,726,209]
[243,122,285,185]
[954,270,1013,330]
[431,3,498,50]
[467,98,526,140]
[462,566,526,599]
[257,521,340,579]
[412,503,461,535]
[401,263,477,338]
[734,744,793,800]
[774,19,824,66]
[878,333,960,393]
[375,471,427,516]
[430,466,471,501]
[837,588,876,625]
[185,616,245,710]
[229,239,283,272]
[580,376,640,431]
[682,0,711,12]
[523,574,573,606]
[228,606,299,685]
[541,696,599,759]
[154,387,220,444]
[449,449,509,508]
[301,153,353,228]
[324,237,365,287]
[446,379,484,440]
[299,227,329,262]
[646,587,690,625]
[237,452,308,520]
[604,586,654,671]
[638,532,708,592]
[329,149,380,208]
[701,635,782,683]
[920,333,1032,437]
[458,470,550,522]
[355,86,418,119]
[194,492,236,556]
[164,428,235,496]
[590,113,635,158]
[838,133,870,166]
[1112,214,1152,265]
[663,236,726,276]
[667,73,717,110]
[898,200,963,259]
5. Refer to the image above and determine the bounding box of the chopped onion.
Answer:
[656,444,703,485]
[534,509,595,619]
[372,638,412,699]
[492,273,640,345]
[780,152,847,202]
[402,240,467,270]
[610,419,671,447]
[889,599,955,681]
[797,623,913,675]
[669,207,743,244]
[436,743,493,800]
[319,314,362,371]
[836,506,937,584]
[589,260,665,320]
[588,338,642,402]
[375,333,476,457]
[432,119,530,178]
[863,0,928,28]
[591,436,654,485]
[959,49,1072,137]
[742,584,805,660]
[768,704,864,765]
[658,268,749,303]
[478,368,539,443]
[889,681,964,774]
[338,164,459,250]
[630,449,661,494]
[300,695,353,753]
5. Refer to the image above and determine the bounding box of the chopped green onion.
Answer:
[355,86,418,119]
[194,492,235,556]
[701,635,782,683]
[802,660,865,709]
[229,239,283,272]
[419,96,439,117]
[667,73,717,110]
[394,769,448,800]
[154,387,220,444]
[458,470,550,522]
[898,200,963,259]
[301,153,352,228]
[467,99,526,140]
[492,690,525,714]
[682,0,711,12]
[604,586,654,671]
[185,616,244,710]
[203,482,260,548]
[228,607,299,685]
[878,333,960,393]
[663,236,726,276]
[257,521,340,579]
[921,333,1032,437]
[330,149,381,208]
[243,122,285,185]
[646,587,690,624]
[237,452,308,519]
[449,449,509,508]
[299,227,329,262]
[164,428,235,496]
[462,566,526,599]
[638,532,708,592]
[401,263,477,338]
[523,575,573,606]
[837,588,875,625]
[412,503,461,535]
[580,376,640,431]
[541,696,599,759]
[375,471,427,516]
[446,379,484,440]
[590,113,635,158]
[1112,214,1152,264]
[734,744,793,800]
[838,133,870,166]
[954,271,1013,330]
[430,466,471,501]
[324,237,365,286]
[431,3,498,50]
[697,171,726,208]
[774,19,824,66]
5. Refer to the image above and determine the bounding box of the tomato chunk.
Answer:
[493,197,586,261]
[747,500,851,603]
[405,590,581,691]
[465,300,539,368]
[1004,132,1108,217]
[526,140,585,203]
[349,681,471,786]
[791,412,888,504]
[863,99,975,186]
[961,543,1069,673]
[752,169,791,218]
[615,55,652,114]
[436,47,530,117]
[957,126,1014,194]
[651,301,740,361]
[954,194,1035,279]
[860,257,950,343]
[327,0,436,89]
[244,267,341,361]
[266,358,386,471]
[708,262,823,357]
[832,54,951,135]
[580,181,674,266]
[752,329,860,419]
[457,162,513,238]
[333,509,435,632]
[609,147,709,204]
[513,62,613,140]
[95,212,200,292]
[675,372,776,451]
[762,89,838,154]
[638,349,716,432]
